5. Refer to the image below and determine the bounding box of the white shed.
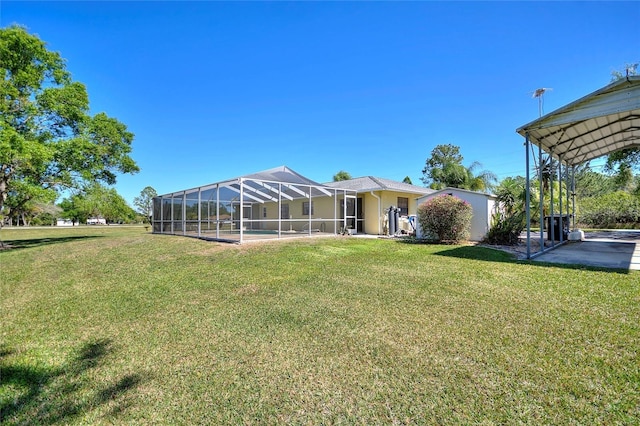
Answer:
[416,188,497,242]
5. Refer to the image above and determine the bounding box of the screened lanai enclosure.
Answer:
[152,166,358,243]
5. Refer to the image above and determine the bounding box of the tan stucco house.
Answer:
[326,176,435,235]
[152,166,437,242]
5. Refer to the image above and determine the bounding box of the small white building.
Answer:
[416,188,497,242]
[87,217,107,225]
[56,218,74,227]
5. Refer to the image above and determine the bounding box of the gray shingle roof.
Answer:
[325,176,435,195]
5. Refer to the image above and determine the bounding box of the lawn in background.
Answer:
[1,226,638,424]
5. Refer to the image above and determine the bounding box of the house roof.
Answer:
[325,176,435,195]
[417,187,497,201]
[516,76,640,166]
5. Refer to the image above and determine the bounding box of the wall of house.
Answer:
[360,191,424,235]
[360,193,380,234]
[255,191,419,236]
[249,195,341,233]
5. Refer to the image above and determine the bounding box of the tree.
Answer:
[402,176,412,184]
[333,170,352,181]
[89,184,135,223]
[421,144,496,192]
[606,62,639,172]
[133,186,157,222]
[610,62,638,82]
[421,144,463,187]
[606,148,640,173]
[3,180,58,226]
[8,200,61,227]
[573,164,614,198]
[59,196,85,226]
[579,191,640,228]
[464,161,497,192]
[485,176,528,245]
[495,176,526,216]
[30,202,62,226]
[0,26,139,235]
[59,184,136,224]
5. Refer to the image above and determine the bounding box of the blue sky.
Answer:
[2,1,638,205]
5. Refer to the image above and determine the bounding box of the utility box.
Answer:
[545,215,570,241]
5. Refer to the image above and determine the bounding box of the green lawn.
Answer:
[1,226,638,424]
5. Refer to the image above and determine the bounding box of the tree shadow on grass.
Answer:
[0,339,145,425]
[0,235,104,251]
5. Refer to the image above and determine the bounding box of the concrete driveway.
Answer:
[533,230,640,271]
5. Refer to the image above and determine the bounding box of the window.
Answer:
[302,201,314,216]
[263,207,267,218]
[280,204,289,218]
[397,197,409,216]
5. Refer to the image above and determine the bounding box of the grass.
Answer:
[1,226,638,424]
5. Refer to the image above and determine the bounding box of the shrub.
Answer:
[417,195,472,243]
[579,191,640,228]
[484,211,525,245]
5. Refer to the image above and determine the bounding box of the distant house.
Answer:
[87,217,107,225]
[416,188,497,241]
[56,218,74,227]
[326,176,435,235]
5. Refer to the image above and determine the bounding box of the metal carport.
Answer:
[516,76,640,259]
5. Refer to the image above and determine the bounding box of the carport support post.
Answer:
[525,133,531,259]
[558,156,563,244]
[571,167,576,229]
[549,150,555,247]
[566,165,571,230]
[539,144,544,252]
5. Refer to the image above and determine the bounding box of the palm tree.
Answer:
[464,162,497,192]
[495,177,526,215]
[536,155,557,193]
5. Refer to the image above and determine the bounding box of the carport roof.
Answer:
[516,76,640,166]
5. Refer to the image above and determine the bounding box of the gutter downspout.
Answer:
[370,191,381,235]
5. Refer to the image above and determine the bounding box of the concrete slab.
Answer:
[533,239,640,271]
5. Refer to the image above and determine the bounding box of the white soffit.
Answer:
[517,76,640,166]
